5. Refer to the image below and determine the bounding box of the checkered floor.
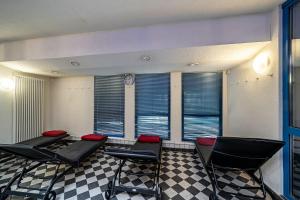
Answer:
[0,143,272,200]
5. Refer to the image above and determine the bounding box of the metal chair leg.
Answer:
[105,160,126,199]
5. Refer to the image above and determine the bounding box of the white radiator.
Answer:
[14,76,44,143]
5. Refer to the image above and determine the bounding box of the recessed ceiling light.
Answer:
[70,60,80,67]
[187,63,200,67]
[141,55,151,62]
[51,70,60,75]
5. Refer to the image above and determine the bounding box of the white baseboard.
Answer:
[69,136,195,150]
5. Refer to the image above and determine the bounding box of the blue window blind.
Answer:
[94,75,124,137]
[135,73,170,139]
[182,73,222,141]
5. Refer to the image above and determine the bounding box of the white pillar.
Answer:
[170,72,182,143]
[124,83,135,141]
[222,71,229,136]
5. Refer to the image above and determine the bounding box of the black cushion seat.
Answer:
[19,134,69,147]
[105,140,162,162]
[55,140,106,166]
[131,141,161,159]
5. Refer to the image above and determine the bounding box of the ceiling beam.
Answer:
[0,13,271,62]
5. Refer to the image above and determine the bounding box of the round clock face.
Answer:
[124,74,135,85]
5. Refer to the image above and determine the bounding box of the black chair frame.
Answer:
[105,146,163,200]
[0,148,72,200]
[0,140,106,200]
[195,137,284,200]
[204,160,267,200]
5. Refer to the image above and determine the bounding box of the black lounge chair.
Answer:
[0,132,69,163]
[19,133,69,147]
[195,137,284,200]
[0,138,107,200]
[105,139,163,200]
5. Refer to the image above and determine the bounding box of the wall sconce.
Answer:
[252,52,273,76]
[0,78,15,91]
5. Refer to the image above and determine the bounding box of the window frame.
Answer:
[94,75,125,138]
[181,72,223,142]
[134,73,171,140]
[282,0,300,199]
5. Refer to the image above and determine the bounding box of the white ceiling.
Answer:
[0,0,283,42]
[0,42,269,76]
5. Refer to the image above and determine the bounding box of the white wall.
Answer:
[49,76,94,137]
[227,8,282,194]
[0,65,14,144]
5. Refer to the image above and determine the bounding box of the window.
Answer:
[182,73,222,141]
[290,2,300,129]
[94,75,124,137]
[283,1,300,198]
[135,73,170,139]
[291,3,300,199]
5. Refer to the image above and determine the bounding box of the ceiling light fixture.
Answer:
[141,55,151,62]
[70,60,80,67]
[0,78,15,91]
[252,51,272,76]
[51,70,60,75]
[187,63,199,67]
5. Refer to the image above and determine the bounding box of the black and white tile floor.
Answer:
[0,143,272,200]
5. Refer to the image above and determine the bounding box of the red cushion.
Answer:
[197,137,216,146]
[138,134,161,143]
[81,134,107,141]
[42,130,67,137]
